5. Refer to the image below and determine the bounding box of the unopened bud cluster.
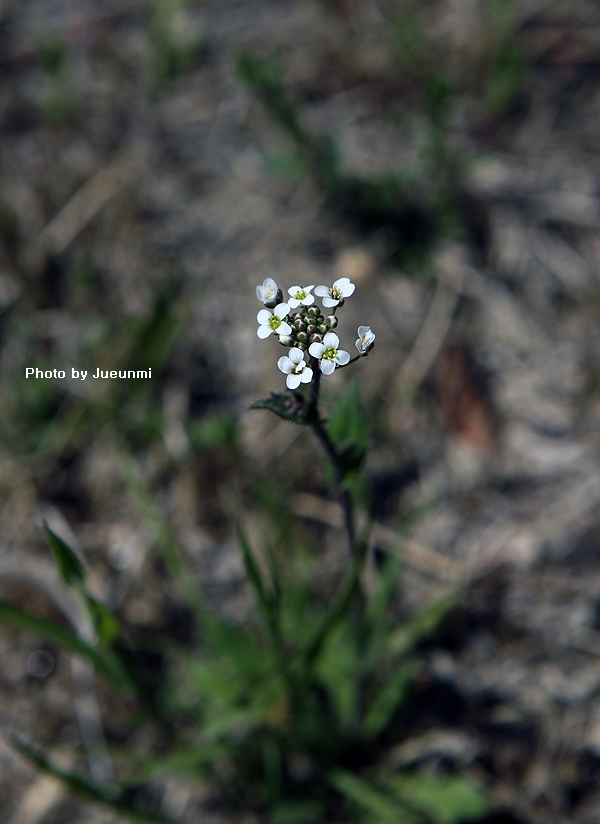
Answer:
[256,277,375,390]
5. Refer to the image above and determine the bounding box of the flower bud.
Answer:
[296,332,309,344]
[278,334,294,346]
[293,318,307,332]
[326,315,338,329]
[306,324,318,335]
[307,306,320,317]
[318,324,327,335]
[309,333,322,344]
[296,341,307,351]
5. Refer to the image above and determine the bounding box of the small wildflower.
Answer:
[256,278,282,308]
[314,277,355,309]
[287,285,315,308]
[355,325,375,356]
[308,332,350,375]
[257,304,292,339]
[278,348,313,389]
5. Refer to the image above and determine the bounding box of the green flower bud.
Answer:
[306,324,318,335]
[318,324,327,335]
[279,334,294,346]
[307,306,320,317]
[326,315,338,329]
[309,333,323,344]
[296,331,309,343]
[293,318,307,332]
[296,341,307,351]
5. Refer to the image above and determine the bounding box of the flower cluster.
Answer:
[256,276,374,389]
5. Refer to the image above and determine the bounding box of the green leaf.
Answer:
[329,770,421,824]
[270,800,325,824]
[84,594,121,646]
[327,379,368,474]
[389,772,488,824]
[45,522,85,587]
[0,600,133,690]
[251,392,314,425]
[388,592,455,657]
[13,739,172,824]
[363,659,420,738]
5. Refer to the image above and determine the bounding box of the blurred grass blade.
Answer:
[118,448,208,627]
[0,600,132,690]
[327,378,369,475]
[363,659,420,738]
[83,594,121,646]
[389,772,488,824]
[329,770,421,824]
[13,739,173,824]
[388,591,456,657]
[45,522,85,587]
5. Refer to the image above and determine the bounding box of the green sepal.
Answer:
[251,392,316,425]
[45,522,85,587]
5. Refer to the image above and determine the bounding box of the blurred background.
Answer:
[2,0,600,822]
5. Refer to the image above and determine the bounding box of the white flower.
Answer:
[257,304,292,339]
[355,325,375,355]
[256,278,280,308]
[278,348,313,389]
[308,332,350,375]
[314,277,355,309]
[287,285,315,308]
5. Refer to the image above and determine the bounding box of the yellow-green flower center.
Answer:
[330,286,342,300]
[269,315,282,330]
[322,347,337,360]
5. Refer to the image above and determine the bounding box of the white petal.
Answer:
[335,349,350,365]
[302,294,315,305]
[278,321,292,336]
[322,332,339,348]
[278,356,294,374]
[288,286,301,294]
[288,348,304,364]
[322,297,338,308]
[309,342,325,358]
[287,298,301,308]
[286,373,302,390]
[314,285,329,297]
[305,285,315,292]
[300,368,313,383]
[333,277,350,287]
[340,282,355,297]
[257,309,272,324]
[320,360,336,375]
[274,303,290,318]
[357,325,371,337]
[257,325,272,339]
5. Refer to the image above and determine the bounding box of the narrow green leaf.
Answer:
[327,379,368,474]
[329,770,421,824]
[363,659,420,738]
[389,772,488,824]
[84,594,121,646]
[45,522,85,587]
[388,592,456,657]
[13,739,173,824]
[0,600,132,690]
[237,523,269,612]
